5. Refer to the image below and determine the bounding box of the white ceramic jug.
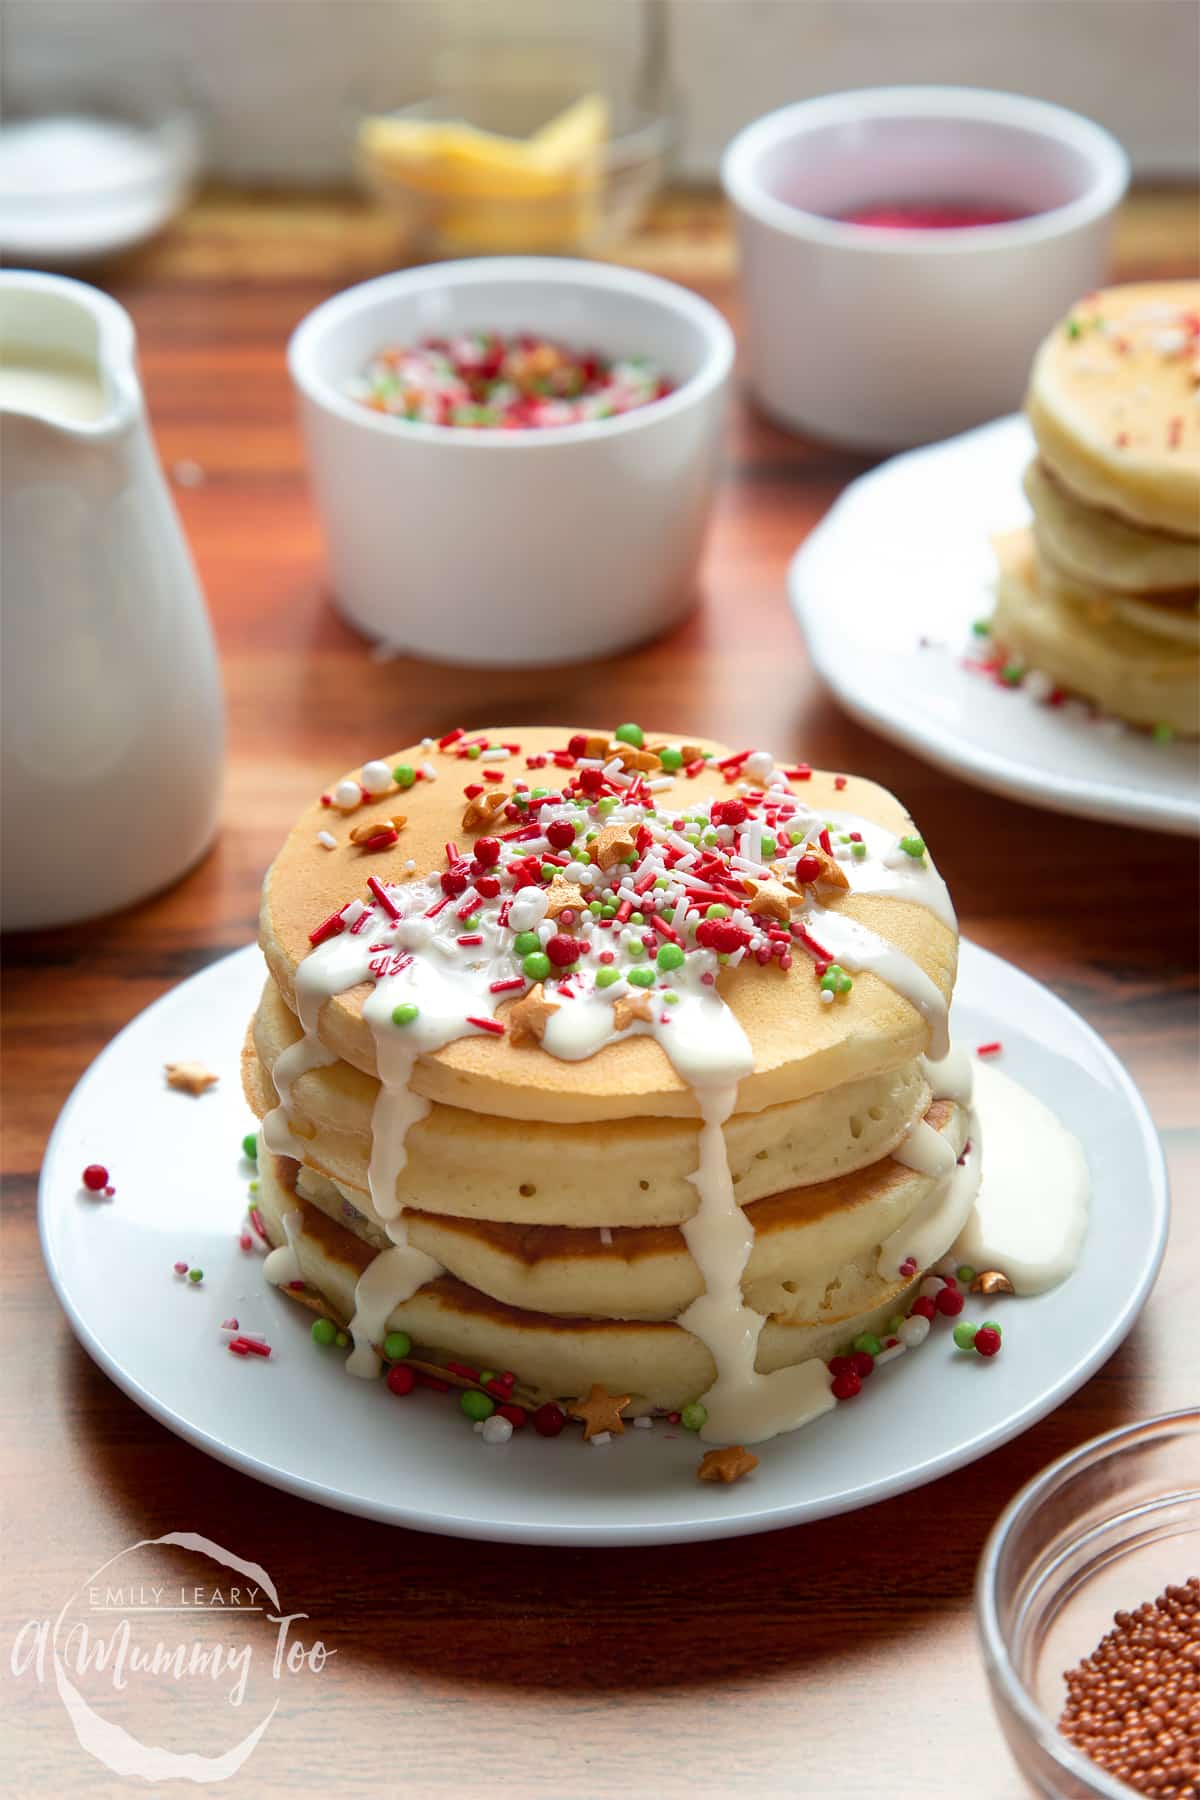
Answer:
[1,272,224,930]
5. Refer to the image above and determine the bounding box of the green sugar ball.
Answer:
[383,1331,412,1361]
[627,966,656,988]
[658,746,683,770]
[614,723,644,748]
[513,930,541,955]
[335,1330,349,1348]
[311,1317,337,1347]
[953,1321,978,1351]
[705,903,729,920]
[899,835,926,859]
[241,1133,258,1160]
[595,967,621,988]
[681,1402,707,1431]
[656,943,685,972]
[956,1265,977,1284]
[391,1003,420,1026]
[392,764,416,788]
[187,1267,203,1284]
[852,1332,881,1357]
[460,1389,495,1422]
[522,951,551,981]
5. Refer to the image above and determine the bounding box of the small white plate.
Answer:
[40,942,1167,1546]
[789,416,1198,836]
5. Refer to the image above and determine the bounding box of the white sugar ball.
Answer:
[744,750,775,780]
[332,778,361,810]
[898,1315,930,1348]
[508,888,549,931]
[481,1414,513,1445]
[918,1276,946,1300]
[360,760,394,795]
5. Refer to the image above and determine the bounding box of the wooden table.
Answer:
[4,189,1197,1798]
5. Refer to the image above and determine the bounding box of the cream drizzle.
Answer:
[262,1206,304,1288]
[264,774,960,1436]
[878,1128,982,1281]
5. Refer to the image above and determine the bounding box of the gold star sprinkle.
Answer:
[461,791,508,831]
[612,990,654,1032]
[970,1270,1016,1296]
[507,983,559,1048]
[543,879,584,921]
[568,1384,631,1440]
[592,823,637,871]
[164,1061,219,1095]
[697,1445,759,1485]
[742,876,796,921]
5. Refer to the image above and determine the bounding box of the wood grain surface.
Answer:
[3,187,1197,1799]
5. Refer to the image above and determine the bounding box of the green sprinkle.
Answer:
[852,1332,881,1357]
[899,835,926,859]
[601,902,617,918]
[760,833,776,860]
[819,963,852,995]
[705,903,729,920]
[335,1330,349,1348]
[955,1265,977,1284]
[659,747,683,770]
[383,1330,412,1361]
[1152,722,1175,744]
[982,1320,1003,1337]
[312,1317,337,1347]
[530,787,550,800]
[515,792,530,809]
[479,1370,495,1384]
[462,913,480,930]
[460,1390,495,1422]
[540,863,558,882]
[588,900,603,917]
[187,1267,203,1284]
[391,1002,420,1026]
[663,990,680,1004]
[595,967,621,988]
[241,1133,258,1161]
[851,842,867,860]
[392,764,416,788]
[523,951,551,980]
[1000,663,1024,686]
[597,796,618,814]
[681,1402,707,1431]
[971,618,992,637]
[513,930,540,955]
[656,943,685,972]
[886,1315,906,1335]
[953,1321,979,1351]
[466,744,482,760]
[614,723,644,748]
[627,966,656,988]
[1065,317,1082,339]
[629,911,644,926]
[789,831,805,846]
[248,1179,259,1194]
[624,936,645,958]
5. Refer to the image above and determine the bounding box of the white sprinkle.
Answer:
[420,761,438,780]
[332,778,361,809]
[590,1431,612,1447]
[316,830,337,850]
[479,746,509,761]
[918,1276,946,1299]
[633,1415,653,1429]
[481,1414,514,1445]
[576,757,604,769]
[647,777,674,792]
[819,988,834,1005]
[420,737,434,750]
[898,1315,930,1348]
[360,759,394,794]
[342,898,367,927]
[875,1342,907,1366]
[404,859,416,872]
[1023,668,1055,704]
[599,1226,613,1246]
[744,750,774,780]
[564,861,591,884]
[727,946,747,968]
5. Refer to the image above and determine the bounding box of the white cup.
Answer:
[288,259,734,667]
[723,87,1129,450]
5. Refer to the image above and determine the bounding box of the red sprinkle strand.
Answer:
[976,1041,1003,1057]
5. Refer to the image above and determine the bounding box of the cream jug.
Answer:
[1,272,224,929]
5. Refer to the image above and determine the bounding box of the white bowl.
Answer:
[722,87,1129,450]
[288,258,733,666]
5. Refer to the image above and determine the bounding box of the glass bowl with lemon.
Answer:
[351,42,676,257]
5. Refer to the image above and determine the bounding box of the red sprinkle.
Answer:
[308,907,348,946]
[366,876,400,919]
[489,976,526,993]
[910,1296,937,1321]
[976,1041,1003,1057]
[974,1326,1003,1358]
[229,1336,271,1358]
[935,1285,965,1317]
[833,776,847,791]
[466,1015,505,1035]
[831,1369,862,1401]
[82,1163,109,1192]
[438,728,464,749]
[387,1363,416,1396]
[497,1404,527,1429]
[818,828,833,855]
[533,1402,566,1437]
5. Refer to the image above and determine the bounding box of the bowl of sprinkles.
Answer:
[977,1410,1200,1798]
[288,258,733,666]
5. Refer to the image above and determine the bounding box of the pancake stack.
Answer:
[993,281,1199,736]
[244,726,974,1446]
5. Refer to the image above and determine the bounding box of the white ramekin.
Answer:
[288,259,734,666]
[722,87,1129,450]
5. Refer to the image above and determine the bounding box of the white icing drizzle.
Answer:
[920,1046,974,1106]
[265,758,962,1437]
[891,1118,958,1177]
[878,1128,982,1280]
[263,1207,305,1287]
[952,1060,1089,1294]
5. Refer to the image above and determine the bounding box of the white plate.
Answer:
[41,942,1167,1546]
[788,416,1198,836]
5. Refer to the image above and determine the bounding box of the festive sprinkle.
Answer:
[82,1164,109,1192]
[975,1041,1003,1057]
[173,1260,188,1275]
[391,1003,420,1026]
[386,1364,416,1396]
[242,1133,258,1160]
[187,1267,204,1285]
[973,1325,1002,1357]
[312,1317,337,1346]
[697,1445,758,1484]
[898,835,925,859]
[460,1389,495,1422]
[481,1414,514,1444]
[953,1321,978,1350]
[164,1060,219,1095]
[383,1330,412,1361]
[680,1402,707,1431]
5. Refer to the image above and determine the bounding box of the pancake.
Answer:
[244,983,933,1225]
[258,728,957,1120]
[256,1149,937,1410]
[1026,282,1200,536]
[1023,458,1200,599]
[286,1098,968,1321]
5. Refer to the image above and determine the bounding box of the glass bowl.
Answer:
[348,40,676,258]
[977,1410,1200,1797]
